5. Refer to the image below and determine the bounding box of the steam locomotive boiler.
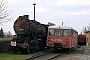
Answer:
[11,15,48,53]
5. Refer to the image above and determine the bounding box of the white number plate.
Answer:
[11,41,16,46]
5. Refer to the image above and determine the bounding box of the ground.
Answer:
[53,46,90,60]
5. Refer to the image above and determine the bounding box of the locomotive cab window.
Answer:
[49,28,54,36]
[63,30,68,36]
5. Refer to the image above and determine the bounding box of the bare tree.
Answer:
[4,31,12,38]
[82,23,90,36]
[7,31,12,37]
[0,0,11,24]
[82,26,87,35]
[87,23,90,31]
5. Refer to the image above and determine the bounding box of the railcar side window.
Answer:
[63,30,68,36]
[73,31,78,37]
[76,32,78,37]
[49,28,54,36]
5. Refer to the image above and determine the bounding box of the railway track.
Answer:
[24,48,54,60]
[47,53,63,60]
[24,52,63,60]
[24,48,69,60]
[24,52,51,60]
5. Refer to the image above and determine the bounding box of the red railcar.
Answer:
[46,25,78,50]
[78,34,86,45]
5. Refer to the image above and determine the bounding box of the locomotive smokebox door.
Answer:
[13,16,30,35]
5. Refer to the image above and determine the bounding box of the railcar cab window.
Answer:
[49,28,54,36]
[63,30,68,36]
[59,29,63,36]
[55,29,62,36]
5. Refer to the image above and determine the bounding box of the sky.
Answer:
[1,0,90,35]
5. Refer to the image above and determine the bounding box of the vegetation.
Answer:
[0,37,13,41]
[0,0,11,24]
[82,23,90,35]
[0,50,44,60]
[0,38,12,52]
[0,52,32,60]
[0,28,4,38]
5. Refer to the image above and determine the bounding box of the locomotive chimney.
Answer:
[33,3,36,21]
[23,15,29,18]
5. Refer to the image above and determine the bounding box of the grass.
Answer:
[0,37,13,41]
[0,51,44,60]
[0,52,32,60]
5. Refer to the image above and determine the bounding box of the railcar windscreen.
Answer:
[49,28,63,36]
[49,28,54,36]
[55,29,63,36]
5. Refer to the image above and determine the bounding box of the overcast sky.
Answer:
[1,0,90,35]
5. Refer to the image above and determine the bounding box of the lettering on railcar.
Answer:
[51,39,62,42]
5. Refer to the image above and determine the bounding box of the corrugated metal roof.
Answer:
[48,25,78,32]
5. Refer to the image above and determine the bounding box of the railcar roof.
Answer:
[48,25,78,32]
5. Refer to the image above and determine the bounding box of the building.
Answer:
[85,31,90,46]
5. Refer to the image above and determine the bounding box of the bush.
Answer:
[0,38,12,52]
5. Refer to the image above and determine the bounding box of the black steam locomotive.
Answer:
[11,15,48,54]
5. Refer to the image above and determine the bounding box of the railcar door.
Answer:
[71,30,78,48]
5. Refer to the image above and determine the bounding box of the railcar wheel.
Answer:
[54,48,62,52]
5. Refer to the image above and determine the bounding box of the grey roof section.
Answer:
[48,25,78,32]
